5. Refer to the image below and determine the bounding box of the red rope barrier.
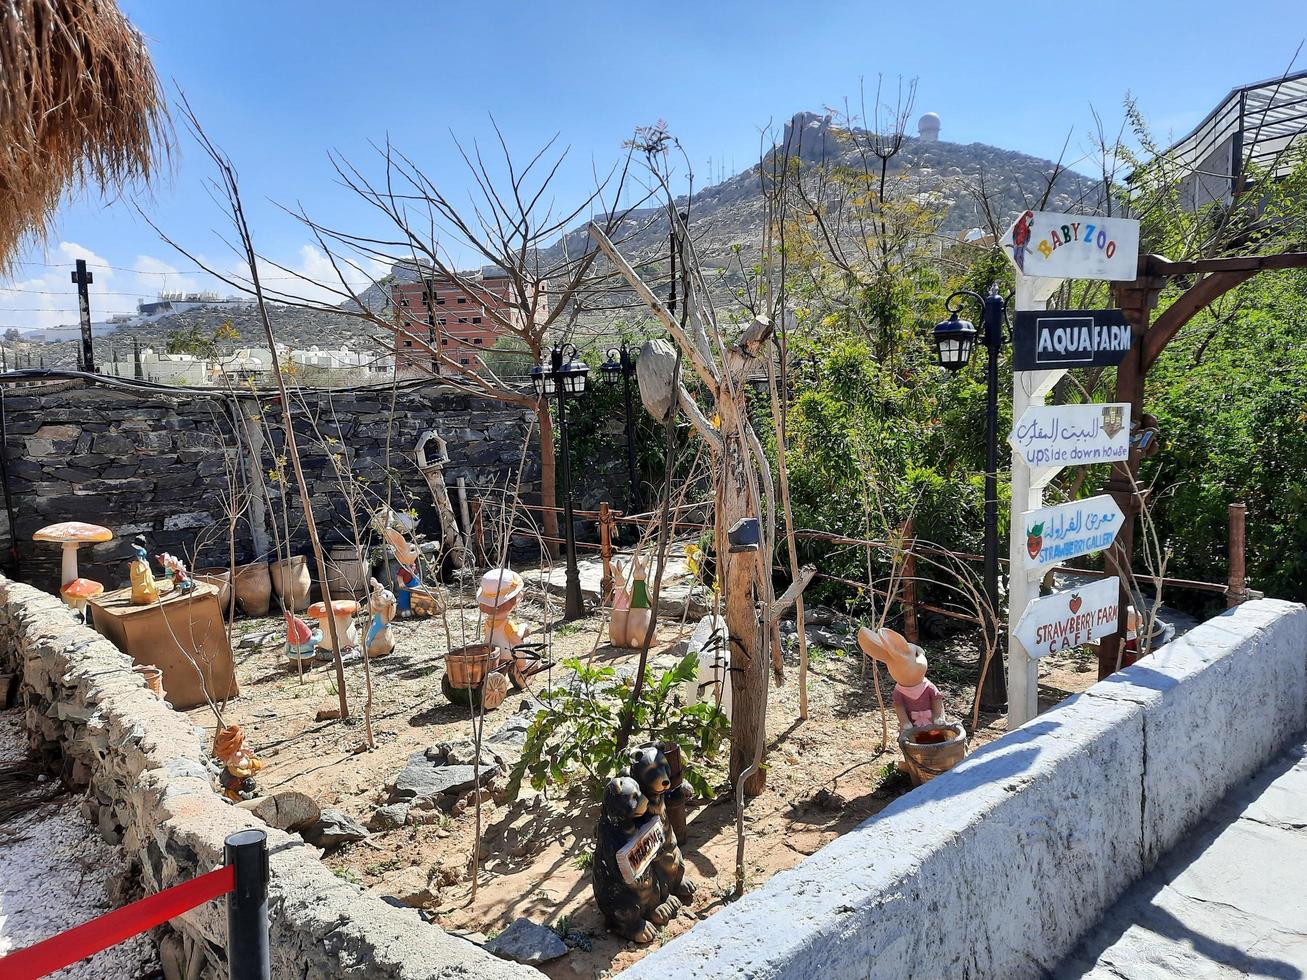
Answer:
[0,865,235,980]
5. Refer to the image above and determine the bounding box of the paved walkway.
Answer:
[1059,736,1307,979]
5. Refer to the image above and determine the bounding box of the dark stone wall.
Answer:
[0,380,538,590]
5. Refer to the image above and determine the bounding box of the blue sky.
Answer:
[3,0,1303,330]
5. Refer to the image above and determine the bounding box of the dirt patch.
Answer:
[191,589,1097,977]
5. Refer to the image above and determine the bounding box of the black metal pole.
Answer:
[979,288,1008,710]
[621,348,639,514]
[72,259,96,374]
[224,829,270,980]
[555,350,584,620]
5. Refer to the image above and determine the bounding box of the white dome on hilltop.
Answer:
[918,112,941,141]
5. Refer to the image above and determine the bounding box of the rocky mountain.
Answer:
[29,112,1100,365]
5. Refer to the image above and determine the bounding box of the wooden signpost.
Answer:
[1003,210,1141,729]
[1013,576,1120,660]
[1021,495,1125,571]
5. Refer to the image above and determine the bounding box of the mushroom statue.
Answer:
[60,578,104,622]
[33,522,113,588]
[307,599,361,661]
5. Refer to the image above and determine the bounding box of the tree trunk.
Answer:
[537,400,561,558]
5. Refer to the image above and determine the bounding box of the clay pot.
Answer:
[270,555,311,612]
[194,567,234,613]
[897,722,968,786]
[233,561,272,617]
[325,544,370,599]
[133,664,165,699]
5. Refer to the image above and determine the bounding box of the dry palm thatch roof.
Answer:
[0,0,168,271]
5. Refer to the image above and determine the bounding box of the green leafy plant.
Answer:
[505,653,729,801]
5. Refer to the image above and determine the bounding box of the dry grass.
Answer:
[0,0,169,268]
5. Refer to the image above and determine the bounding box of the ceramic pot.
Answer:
[194,567,234,614]
[270,555,311,612]
[326,544,370,598]
[133,664,165,699]
[232,561,272,617]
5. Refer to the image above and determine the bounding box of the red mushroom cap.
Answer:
[307,599,360,619]
[61,577,105,599]
[34,522,113,544]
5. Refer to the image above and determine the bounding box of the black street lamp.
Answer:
[531,343,589,620]
[933,284,1008,710]
[600,344,641,514]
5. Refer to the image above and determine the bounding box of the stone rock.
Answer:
[237,790,320,832]
[315,704,343,722]
[376,865,436,907]
[388,742,501,806]
[159,932,186,980]
[487,707,534,762]
[370,802,410,830]
[485,917,569,965]
[301,807,369,848]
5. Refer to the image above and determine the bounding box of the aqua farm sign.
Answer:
[1009,403,1132,468]
[1003,211,1140,281]
[1014,576,1120,659]
[1012,309,1133,371]
[1021,495,1125,571]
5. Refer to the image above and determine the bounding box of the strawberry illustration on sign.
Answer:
[1026,522,1044,560]
[1069,593,1083,614]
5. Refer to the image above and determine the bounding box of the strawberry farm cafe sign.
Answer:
[1021,494,1125,571]
[1009,403,1132,468]
[1004,210,1141,281]
[1014,576,1121,659]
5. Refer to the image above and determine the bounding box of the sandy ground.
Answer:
[190,583,1100,978]
[0,709,159,979]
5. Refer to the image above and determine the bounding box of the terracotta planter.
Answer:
[270,555,312,612]
[326,544,370,599]
[194,568,234,613]
[898,722,968,786]
[232,561,272,617]
[133,664,165,699]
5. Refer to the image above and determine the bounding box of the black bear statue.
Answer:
[625,744,696,902]
[591,775,681,942]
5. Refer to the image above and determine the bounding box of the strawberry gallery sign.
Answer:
[1009,402,1131,468]
[1014,576,1121,659]
[1022,494,1125,571]
[1004,210,1141,281]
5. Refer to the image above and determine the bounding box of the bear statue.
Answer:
[592,775,680,943]
[625,744,695,902]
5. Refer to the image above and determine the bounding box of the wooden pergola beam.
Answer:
[1142,269,1255,370]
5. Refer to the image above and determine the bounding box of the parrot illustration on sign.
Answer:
[1010,210,1034,273]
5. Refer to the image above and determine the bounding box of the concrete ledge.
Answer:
[0,577,536,980]
[621,599,1307,980]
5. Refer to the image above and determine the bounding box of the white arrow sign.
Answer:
[1021,495,1125,571]
[1003,210,1140,281]
[1009,403,1131,469]
[1015,576,1121,660]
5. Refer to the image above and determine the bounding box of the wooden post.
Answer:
[900,518,919,645]
[1227,502,1247,607]
[599,501,614,598]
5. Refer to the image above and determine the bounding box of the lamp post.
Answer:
[933,284,1008,709]
[531,344,589,621]
[601,344,640,514]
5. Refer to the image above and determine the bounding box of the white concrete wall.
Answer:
[620,599,1307,980]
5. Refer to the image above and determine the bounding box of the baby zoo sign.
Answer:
[1014,576,1120,659]
[1004,210,1140,281]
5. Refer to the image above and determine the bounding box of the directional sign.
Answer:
[1021,495,1125,571]
[1009,403,1131,469]
[1013,309,1133,371]
[1003,210,1140,281]
[1014,576,1120,659]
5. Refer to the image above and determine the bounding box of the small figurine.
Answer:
[213,724,262,803]
[383,526,444,618]
[365,577,397,658]
[608,561,631,648]
[625,745,695,903]
[157,552,194,593]
[591,776,681,943]
[283,610,321,668]
[623,556,652,649]
[129,535,160,605]
[857,626,945,731]
[478,568,532,686]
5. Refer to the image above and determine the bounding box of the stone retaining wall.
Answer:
[0,380,539,587]
[0,577,537,979]
[619,599,1307,980]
